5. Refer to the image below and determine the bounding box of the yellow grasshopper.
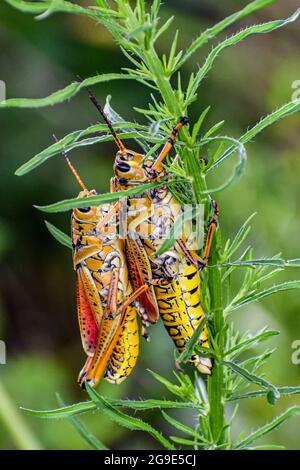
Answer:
[63,149,148,387]
[84,87,218,375]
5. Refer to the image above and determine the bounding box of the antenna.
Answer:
[76,76,125,153]
[53,135,87,191]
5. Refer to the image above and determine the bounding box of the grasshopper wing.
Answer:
[126,235,159,324]
[76,265,104,356]
[80,307,125,387]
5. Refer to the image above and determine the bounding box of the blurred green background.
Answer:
[0,0,300,450]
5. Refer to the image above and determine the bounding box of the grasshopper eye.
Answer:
[78,206,91,213]
[116,161,130,173]
[118,177,128,186]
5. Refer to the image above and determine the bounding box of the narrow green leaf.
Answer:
[150,0,160,21]
[238,348,275,372]
[21,397,201,419]
[4,0,124,39]
[235,406,300,449]
[221,360,279,399]
[96,0,109,7]
[21,401,96,419]
[255,267,283,286]
[286,259,300,267]
[106,399,201,411]
[148,370,196,403]
[56,395,107,450]
[175,318,206,368]
[154,15,174,42]
[36,180,180,213]
[202,121,224,140]
[191,106,210,143]
[223,258,286,268]
[167,30,179,73]
[223,213,256,260]
[228,386,300,402]
[136,0,145,20]
[44,221,72,249]
[15,128,157,176]
[203,136,247,194]
[0,73,133,109]
[188,9,300,99]
[170,436,205,447]
[229,281,300,312]
[4,0,103,19]
[73,424,105,451]
[162,411,202,439]
[224,329,279,357]
[211,98,300,171]
[176,0,277,70]
[86,384,175,450]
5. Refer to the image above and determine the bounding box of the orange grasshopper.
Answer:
[62,149,148,387]
[84,87,218,374]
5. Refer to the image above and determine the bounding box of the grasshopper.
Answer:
[63,149,148,387]
[84,87,218,375]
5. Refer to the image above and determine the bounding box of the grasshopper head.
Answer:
[73,189,99,223]
[114,150,148,186]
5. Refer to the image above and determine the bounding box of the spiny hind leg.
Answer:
[151,117,189,172]
[177,239,202,269]
[176,199,219,271]
[198,199,219,270]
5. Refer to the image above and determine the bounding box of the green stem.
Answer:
[183,147,206,204]
[0,381,42,449]
[143,47,179,116]
[183,143,226,446]
[118,3,179,117]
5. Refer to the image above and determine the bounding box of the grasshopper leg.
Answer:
[197,199,219,270]
[151,117,189,172]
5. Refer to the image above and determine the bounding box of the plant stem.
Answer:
[183,148,207,204]
[0,381,42,450]
[183,144,226,445]
[143,48,179,116]
[207,230,225,445]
